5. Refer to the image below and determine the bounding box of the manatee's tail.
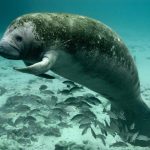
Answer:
[124,97,150,137]
[134,100,150,137]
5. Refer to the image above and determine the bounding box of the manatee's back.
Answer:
[9,12,150,137]
[18,13,141,105]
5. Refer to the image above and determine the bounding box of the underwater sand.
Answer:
[0,31,150,150]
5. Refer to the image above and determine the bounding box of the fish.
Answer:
[96,134,106,145]
[70,86,84,93]
[5,96,22,107]
[71,114,85,123]
[14,116,26,126]
[58,122,72,128]
[64,97,92,108]
[85,96,102,105]
[65,105,77,113]
[106,128,116,137]
[79,117,92,125]
[50,96,58,106]
[41,90,54,95]
[81,110,97,120]
[82,126,89,135]
[24,116,36,123]
[104,120,110,128]
[62,80,77,87]
[94,120,105,129]
[64,97,77,104]
[52,107,68,117]
[44,127,61,137]
[136,135,150,141]
[90,127,97,139]
[130,132,139,142]
[14,104,30,113]
[44,96,58,107]
[110,121,120,133]
[101,128,107,136]
[129,123,135,130]
[109,141,128,147]
[45,113,62,123]
[77,101,92,109]
[27,108,41,115]
[39,84,48,91]
[56,102,66,108]
[58,89,72,95]
[79,123,91,129]
[21,95,43,106]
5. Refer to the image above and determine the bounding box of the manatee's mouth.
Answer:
[0,41,21,60]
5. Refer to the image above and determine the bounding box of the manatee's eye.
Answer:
[15,35,23,42]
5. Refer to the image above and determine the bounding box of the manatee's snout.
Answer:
[0,40,21,60]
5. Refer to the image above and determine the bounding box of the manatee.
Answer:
[0,13,149,136]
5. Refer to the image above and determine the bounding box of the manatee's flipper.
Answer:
[20,61,54,79]
[36,73,55,79]
[13,50,58,75]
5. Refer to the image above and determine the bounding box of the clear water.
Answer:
[0,0,150,149]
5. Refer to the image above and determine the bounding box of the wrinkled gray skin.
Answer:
[0,13,150,136]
